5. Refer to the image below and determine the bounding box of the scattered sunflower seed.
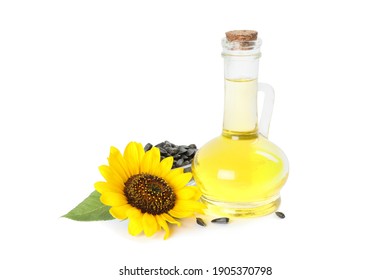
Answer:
[275,211,285,219]
[196,217,207,227]
[211,217,229,224]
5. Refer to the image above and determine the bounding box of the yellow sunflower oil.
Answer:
[192,30,289,218]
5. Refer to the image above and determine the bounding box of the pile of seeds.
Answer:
[144,140,198,169]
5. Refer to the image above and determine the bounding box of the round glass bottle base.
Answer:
[200,195,281,218]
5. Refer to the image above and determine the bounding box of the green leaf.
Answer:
[62,190,115,221]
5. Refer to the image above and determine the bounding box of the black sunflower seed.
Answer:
[176,158,184,167]
[211,217,229,224]
[159,147,168,155]
[186,149,196,157]
[166,147,175,155]
[178,146,188,154]
[155,142,165,148]
[144,143,153,152]
[196,217,206,227]
[275,211,285,219]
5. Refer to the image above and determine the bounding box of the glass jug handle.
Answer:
[258,82,275,138]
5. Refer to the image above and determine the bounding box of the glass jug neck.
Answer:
[222,42,261,139]
[222,37,262,79]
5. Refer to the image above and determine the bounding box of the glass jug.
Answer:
[192,30,289,218]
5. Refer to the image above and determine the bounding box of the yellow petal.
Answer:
[109,204,132,220]
[124,142,142,175]
[107,146,129,181]
[171,200,205,217]
[100,192,128,207]
[136,142,146,163]
[192,188,202,200]
[140,147,160,175]
[126,207,142,219]
[142,213,160,237]
[158,156,174,178]
[175,199,205,211]
[156,215,170,240]
[176,187,198,200]
[94,181,123,194]
[167,172,192,190]
[148,147,161,176]
[139,149,153,174]
[161,213,181,226]
[164,168,183,186]
[99,165,125,186]
[169,209,194,218]
[172,200,206,218]
[128,217,143,236]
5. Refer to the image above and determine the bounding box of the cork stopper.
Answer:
[226,30,258,42]
[223,30,260,52]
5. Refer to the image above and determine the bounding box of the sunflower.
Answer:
[94,141,204,239]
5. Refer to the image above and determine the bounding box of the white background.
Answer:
[1,0,390,279]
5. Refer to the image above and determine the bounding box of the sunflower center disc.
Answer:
[124,174,176,215]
